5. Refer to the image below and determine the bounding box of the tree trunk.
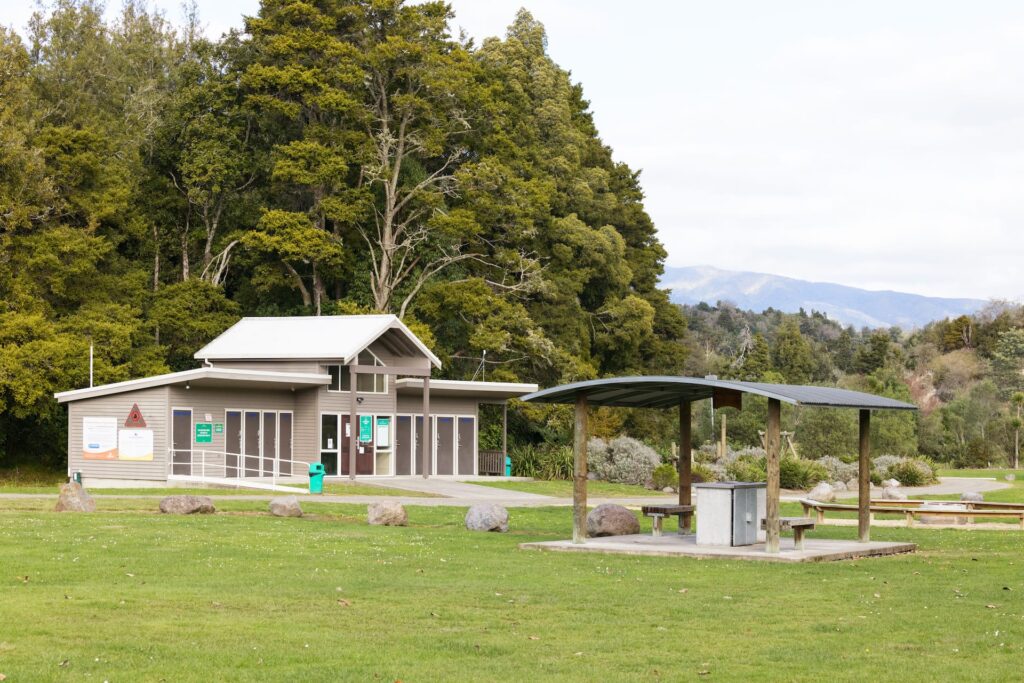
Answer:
[312,264,325,316]
[283,262,311,307]
[180,229,190,280]
[152,224,160,292]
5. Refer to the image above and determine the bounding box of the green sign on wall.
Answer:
[358,415,373,443]
[214,423,224,434]
[195,423,213,443]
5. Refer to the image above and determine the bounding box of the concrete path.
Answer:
[0,476,1010,509]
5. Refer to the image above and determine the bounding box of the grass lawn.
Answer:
[472,479,668,498]
[938,467,1022,480]
[2,500,1024,681]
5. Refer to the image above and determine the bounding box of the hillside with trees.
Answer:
[670,301,1024,469]
[0,0,686,467]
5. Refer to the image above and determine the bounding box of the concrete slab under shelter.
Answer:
[519,533,916,563]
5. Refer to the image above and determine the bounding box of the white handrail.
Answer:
[166,449,309,483]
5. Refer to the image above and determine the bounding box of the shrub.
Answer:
[725,455,766,482]
[509,444,574,480]
[887,458,937,487]
[780,457,829,490]
[588,436,660,485]
[694,444,720,464]
[651,463,679,490]
[692,462,718,483]
[871,454,938,486]
[817,456,858,483]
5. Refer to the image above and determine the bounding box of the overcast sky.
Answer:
[6,1,1023,301]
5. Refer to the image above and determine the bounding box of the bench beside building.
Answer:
[55,315,536,485]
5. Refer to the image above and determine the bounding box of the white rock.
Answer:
[832,480,848,492]
[960,492,984,503]
[367,501,408,526]
[269,496,303,517]
[881,478,900,489]
[807,482,836,502]
[845,478,859,491]
[465,503,509,532]
[881,487,907,501]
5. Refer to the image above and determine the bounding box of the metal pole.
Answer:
[858,409,871,543]
[89,343,94,387]
[572,393,589,544]
[501,401,508,458]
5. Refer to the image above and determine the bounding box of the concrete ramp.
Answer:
[167,474,309,494]
[372,477,555,503]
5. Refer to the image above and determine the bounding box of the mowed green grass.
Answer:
[472,479,668,498]
[2,500,1024,681]
[0,482,436,498]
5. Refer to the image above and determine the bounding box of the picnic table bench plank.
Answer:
[760,516,815,550]
[641,504,695,537]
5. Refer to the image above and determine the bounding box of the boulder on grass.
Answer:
[807,482,836,503]
[881,478,900,489]
[845,478,859,491]
[55,482,96,512]
[832,480,848,492]
[586,503,640,537]
[465,503,509,532]
[159,495,215,515]
[960,492,984,503]
[269,496,303,517]
[881,487,907,501]
[368,501,408,526]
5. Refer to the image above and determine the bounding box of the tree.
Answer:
[1011,392,1024,469]
[992,329,1024,397]
[772,319,814,384]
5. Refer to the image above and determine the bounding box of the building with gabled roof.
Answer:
[55,315,536,488]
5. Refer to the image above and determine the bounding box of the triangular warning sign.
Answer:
[124,403,147,428]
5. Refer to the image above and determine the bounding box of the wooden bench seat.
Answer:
[760,516,815,550]
[801,499,1024,529]
[641,504,695,537]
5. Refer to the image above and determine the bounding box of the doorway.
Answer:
[171,408,192,475]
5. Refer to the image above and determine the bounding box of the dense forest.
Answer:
[0,0,686,466]
[2,1,1021,471]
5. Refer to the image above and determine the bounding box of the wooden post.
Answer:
[858,409,871,542]
[719,411,727,460]
[422,375,431,479]
[502,401,508,459]
[348,365,357,480]
[765,398,781,553]
[678,400,692,533]
[572,393,589,544]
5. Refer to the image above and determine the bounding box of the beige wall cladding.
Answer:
[68,386,170,481]
[207,360,323,373]
[166,386,300,473]
[397,395,480,417]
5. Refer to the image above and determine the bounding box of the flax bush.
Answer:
[588,436,660,485]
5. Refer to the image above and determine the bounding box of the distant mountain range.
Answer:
[661,265,987,330]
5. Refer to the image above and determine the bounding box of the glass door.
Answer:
[320,413,338,476]
[171,408,192,475]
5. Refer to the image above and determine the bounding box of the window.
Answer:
[356,351,387,393]
[326,351,386,394]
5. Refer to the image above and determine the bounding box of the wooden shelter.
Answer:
[521,377,916,553]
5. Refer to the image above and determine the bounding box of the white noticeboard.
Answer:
[83,417,118,460]
[376,417,391,449]
[118,429,154,461]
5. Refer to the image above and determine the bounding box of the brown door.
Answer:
[243,411,260,477]
[279,413,292,476]
[262,412,277,477]
[435,417,454,475]
[226,411,241,477]
[457,417,475,475]
[395,416,412,476]
[172,409,192,475]
[340,415,351,476]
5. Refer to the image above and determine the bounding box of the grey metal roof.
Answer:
[520,376,917,411]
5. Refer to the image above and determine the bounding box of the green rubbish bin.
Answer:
[308,462,325,494]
